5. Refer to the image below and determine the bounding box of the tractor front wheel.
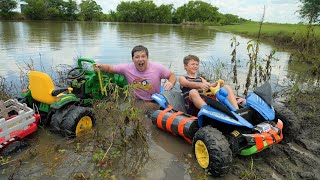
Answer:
[193,126,232,177]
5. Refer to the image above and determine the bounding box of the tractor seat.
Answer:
[28,71,72,104]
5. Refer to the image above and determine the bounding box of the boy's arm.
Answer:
[163,72,176,90]
[179,76,209,89]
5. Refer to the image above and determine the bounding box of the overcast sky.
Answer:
[87,0,302,24]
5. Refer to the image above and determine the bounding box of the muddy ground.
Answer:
[0,89,319,180]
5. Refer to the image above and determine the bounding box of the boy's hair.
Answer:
[131,45,149,58]
[183,54,200,65]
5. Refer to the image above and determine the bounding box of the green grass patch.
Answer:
[213,21,320,36]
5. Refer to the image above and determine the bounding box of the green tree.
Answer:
[47,0,65,19]
[154,4,174,23]
[23,0,47,20]
[219,14,240,25]
[64,0,78,20]
[79,0,102,21]
[116,0,157,23]
[175,1,219,23]
[299,0,320,23]
[0,0,17,18]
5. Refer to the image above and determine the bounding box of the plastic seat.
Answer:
[28,71,57,104]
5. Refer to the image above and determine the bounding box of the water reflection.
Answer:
[0,21,316,91]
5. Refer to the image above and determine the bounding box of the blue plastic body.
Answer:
[216,87,236,111]
[197,105,253,128]
[246,93,275,120]
[151,93,168,109]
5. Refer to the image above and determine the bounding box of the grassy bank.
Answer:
[212,22,320,73]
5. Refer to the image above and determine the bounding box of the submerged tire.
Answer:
[0,141,28,156]
[50,106,72,134]
[192,126,232,177]
[273,102,300,143]
[59,106,95,137]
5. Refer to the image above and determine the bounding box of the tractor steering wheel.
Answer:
[67,67,85,80]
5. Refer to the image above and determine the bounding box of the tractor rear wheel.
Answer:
[50,105,72,134]
[193,126,232,177]
[59,106,95,137]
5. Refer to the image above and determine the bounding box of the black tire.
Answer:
[50,106,73,134]
[192,126,232,177]
[59,106,95,138]
[273,102,300,143]
[0,141,28,156]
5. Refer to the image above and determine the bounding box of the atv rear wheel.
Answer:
[273,102,299,143]
[193,126,232,177]
[59,106,95,137]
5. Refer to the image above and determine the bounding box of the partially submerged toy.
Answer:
[20,58,127,137]
[151,81,284,176]
[0,99,40,155]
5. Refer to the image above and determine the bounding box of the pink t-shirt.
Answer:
[113,62,171,101]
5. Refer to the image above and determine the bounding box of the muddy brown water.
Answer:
[0,21,319,179]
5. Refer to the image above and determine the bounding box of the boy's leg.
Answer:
[224,85,239,109]
[189,89,207,109]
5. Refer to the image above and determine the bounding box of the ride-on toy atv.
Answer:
[151,80,285,176]
[20,58,127,137]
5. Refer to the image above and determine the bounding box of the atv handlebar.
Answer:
[203,79,224,96]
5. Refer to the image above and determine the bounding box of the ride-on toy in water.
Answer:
[151,80,285,177]
[19,58,127,137]
[0,99,40,155]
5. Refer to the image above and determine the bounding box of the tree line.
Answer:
[0,0,247,25]
[0,0,319,25]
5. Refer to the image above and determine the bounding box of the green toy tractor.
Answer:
[20,58,127,137]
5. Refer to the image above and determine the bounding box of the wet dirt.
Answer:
[1,90,320,179]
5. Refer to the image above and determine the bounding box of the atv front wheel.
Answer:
[273,102,299,143]
[60,106,95,137]
[193,126,232,177]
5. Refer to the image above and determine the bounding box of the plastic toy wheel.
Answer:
[67,67,85,80]
[60,106,95,137]
[193,126,232,177]
[50,106,72,134]
[273,102,299,143]
[0,141,27,156]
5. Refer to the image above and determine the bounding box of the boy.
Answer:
[179,55,238,115]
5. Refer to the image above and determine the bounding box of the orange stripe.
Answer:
[252,134,264,151]
[166,111,184,133]
[262,132,274,146]
[269,129,282,142]
[157,105,172,130]
[183,137,192,144]
[178,116,197,137]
